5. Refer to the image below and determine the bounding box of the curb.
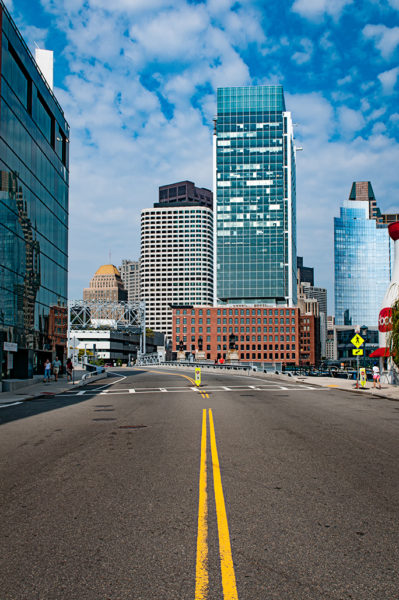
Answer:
[0,372,108,405]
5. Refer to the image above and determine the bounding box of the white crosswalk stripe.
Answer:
[56,383,325,397]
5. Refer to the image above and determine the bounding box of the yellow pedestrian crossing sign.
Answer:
[351,334,365,348]
[352,348,364,356]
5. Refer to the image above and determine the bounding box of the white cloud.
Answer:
[378,66,399,93]
[363,24,399,59]
[287,92,334,141]
[292,0,352,21]
[292,38,314,64]
[338,106,366,135]
[368,107,386,120]
[337,74,352,86]
[29,0,399,311]
[290,93,399,309]
[36,0,262,297]
[18,24,48,50]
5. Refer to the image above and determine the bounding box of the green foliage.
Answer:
[388,299,399,367]
[146,327,154,338]
[116,359,122,366]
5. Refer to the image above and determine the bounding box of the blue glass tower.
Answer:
[0,1,69,379]
[214,85,297,306]
[334,182,392,327]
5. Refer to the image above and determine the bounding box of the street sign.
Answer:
[352,348,364,356]
[195,367,201,387]
[351,334,365,348]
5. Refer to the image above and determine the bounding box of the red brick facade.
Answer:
[172,305,300,365]
[299,314,319,366]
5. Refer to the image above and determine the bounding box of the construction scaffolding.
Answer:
[67,299,146,356]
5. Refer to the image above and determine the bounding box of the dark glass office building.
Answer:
[0,1,69,380]
[214,86,297,306]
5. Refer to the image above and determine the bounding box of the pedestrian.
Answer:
[43,359,51,383]
[372,363,381,389]
[66,357,73,382]
[52,355,62,381]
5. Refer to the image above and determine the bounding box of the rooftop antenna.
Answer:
[109,250,112,264]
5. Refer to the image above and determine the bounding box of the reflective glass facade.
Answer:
[0,2,69,379]
[215,86,297,306]
[334,200,392,327]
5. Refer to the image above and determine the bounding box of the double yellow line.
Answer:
[141,368,210,399]
[195,409,239,600]
[185,374,209,399]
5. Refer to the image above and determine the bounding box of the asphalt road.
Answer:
[0,367,398,600]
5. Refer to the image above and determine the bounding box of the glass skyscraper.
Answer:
[0,1,69,380]
[214,85,297,306]
[334,182,392,327]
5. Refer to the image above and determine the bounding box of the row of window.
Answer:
[175,308,296,316]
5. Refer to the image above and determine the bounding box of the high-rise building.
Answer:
[297,256,314,286]
[214,85,297,306]
[83,265,128,303]
[0,1,69,381]
[119,259,140,303]
[334,182,393,327]
[157,180,212,209]
[141,183,213,340]
[299,282,327,357]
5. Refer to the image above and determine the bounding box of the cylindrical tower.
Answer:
[374,222,399,373]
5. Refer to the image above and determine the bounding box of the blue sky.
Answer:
[5,0,399,310]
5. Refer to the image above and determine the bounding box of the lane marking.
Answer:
[55,386,326,398]
[159,388,167,392]
[208,409,239,600]
[222,386,231,391]
[77,391,86,396]
[195,409,209,599]
[0,401,23,408]
[138,367,196,387]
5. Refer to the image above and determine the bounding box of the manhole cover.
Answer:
[118,425,147,429]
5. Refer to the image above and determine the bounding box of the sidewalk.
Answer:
[280,373,399,401]
[0,368,107,405]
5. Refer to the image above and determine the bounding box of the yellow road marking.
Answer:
[136,367,197,387]
[195,409,209,599]
[209,409,239,600]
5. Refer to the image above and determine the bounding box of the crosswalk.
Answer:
[57,383,323,397]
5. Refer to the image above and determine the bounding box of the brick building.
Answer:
[299,314,320,366]
[172,305,300,366]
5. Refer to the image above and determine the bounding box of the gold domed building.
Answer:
[83,264,128,303]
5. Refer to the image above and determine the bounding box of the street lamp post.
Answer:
[360,325,368,370]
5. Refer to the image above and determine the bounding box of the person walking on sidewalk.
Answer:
[52,356,62,381]
[372,363,381,389]
[66,357,73,382]
[43,359,51,383]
